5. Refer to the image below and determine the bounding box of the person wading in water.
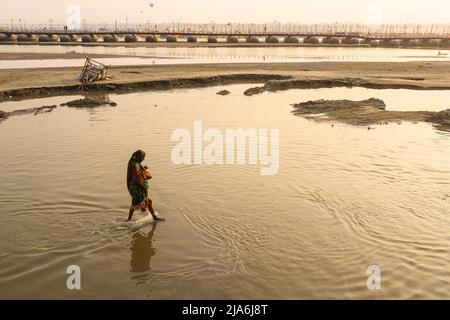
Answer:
[126,150,165,222]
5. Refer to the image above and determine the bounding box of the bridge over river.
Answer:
[1,23,450,47]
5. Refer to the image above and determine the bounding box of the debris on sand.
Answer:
[0,110,7,119]
[216,90,231,95]
[61,97,117,108]
[78,58,109,84]
[291,98,436,126]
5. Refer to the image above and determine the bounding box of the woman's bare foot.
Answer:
[152,215,166,221]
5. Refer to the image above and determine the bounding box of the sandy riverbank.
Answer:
[2,61,450,98]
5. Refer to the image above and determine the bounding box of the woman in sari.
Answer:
[127,150,165,222]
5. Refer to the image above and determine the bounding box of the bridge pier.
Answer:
[303,36,319,44]
[425,39,442,47]
[383,39,402,47]
[227,35,239,43]
[404,39,421,47]
[265,35,279,43]
[284,36,299,43]
[246,36,259,43]
[125,34,138,42]
[207,36,218,43]
[6,34,17,41]
[103,34,119,42]
[145,35,157,42]
[81,34,98,43]
[368,39,381,47]
[17,34,32,42]
[187,35,197,43]
[166,35,177,42]
[38,34,51,42]
[59,35,72,42]
[322,36,340,44]
[342,37,361,44]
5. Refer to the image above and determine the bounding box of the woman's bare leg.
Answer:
[127,208,135,221]
[147,198,165,221]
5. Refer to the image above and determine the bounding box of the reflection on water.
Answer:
[0,44,448,69]
[130,224,156,285]
[0,84,449,299]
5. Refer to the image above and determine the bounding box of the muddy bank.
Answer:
[244,78,450,96]
[0,95,117,119]
[0,73,290,101]
[1,104,58,118]
[429,109,450,130]
[216,90,231,95]
[61,97,117,108]
[291,98,445,127]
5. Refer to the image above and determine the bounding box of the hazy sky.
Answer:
[1,0,450,24]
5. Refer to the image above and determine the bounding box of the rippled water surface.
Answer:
[0,44,449,68]
[0,84,449,299]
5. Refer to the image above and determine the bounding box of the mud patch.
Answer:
[429,109,450,131]
[61,98,117,108]
[244,78,450,96]
[0,74,291,102]
[291,98,437,126]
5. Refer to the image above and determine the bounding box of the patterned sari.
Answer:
[127,150,149,210]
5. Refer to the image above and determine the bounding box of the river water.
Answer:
[0,85,449,299]
[0,44,449,69]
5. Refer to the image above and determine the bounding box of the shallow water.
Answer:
[0,44,448,69]
[0,84,449,299]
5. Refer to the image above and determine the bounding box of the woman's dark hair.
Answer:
[135,150,146,163]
